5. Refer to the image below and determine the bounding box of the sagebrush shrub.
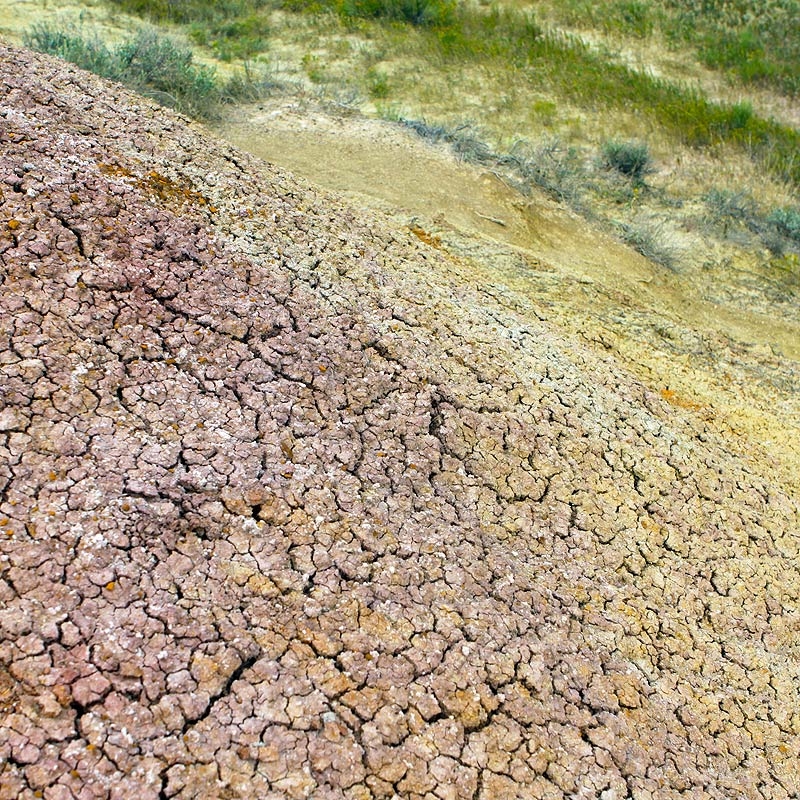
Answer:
[24,24,220,117]
[767,207,800,242]
[601,140,653,185]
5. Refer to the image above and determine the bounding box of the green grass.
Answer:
[662,0,800,96]
[279,0,455,25]
[111,0,455,31]
[104,0,270,25]
[106,0,272,59]
[541,0,800,98]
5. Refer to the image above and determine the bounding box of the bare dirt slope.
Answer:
[221,101,800,500]
[1,44,799,800]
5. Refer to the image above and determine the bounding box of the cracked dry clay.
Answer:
[0,45,799,800]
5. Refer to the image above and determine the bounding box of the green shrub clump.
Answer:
[767,207,800,242]
[25,24,221,117]
[341,0,455,26]
[601,140,653,185]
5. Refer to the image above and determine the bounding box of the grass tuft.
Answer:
[704,188,758,226]
[507,138,587,208]
[601,140,653,185]
[395,117,492,164]
[618,219,679,270]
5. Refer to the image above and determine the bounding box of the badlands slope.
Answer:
[0,45,799,799]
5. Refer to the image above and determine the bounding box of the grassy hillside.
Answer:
[91,0,799,174]
[17,0,800,293]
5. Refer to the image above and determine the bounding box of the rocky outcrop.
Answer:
[1,44,798,799]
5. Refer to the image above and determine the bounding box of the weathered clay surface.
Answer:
[1,44,799,799]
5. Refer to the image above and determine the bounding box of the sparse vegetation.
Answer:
[23,23,273,117]
[618,219,679,271]
[86,0,800,187]
[20,0,800,281]
[390,116,585,207]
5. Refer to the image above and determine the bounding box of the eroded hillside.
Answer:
[221,97,800,501]
[1,45,799,800]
